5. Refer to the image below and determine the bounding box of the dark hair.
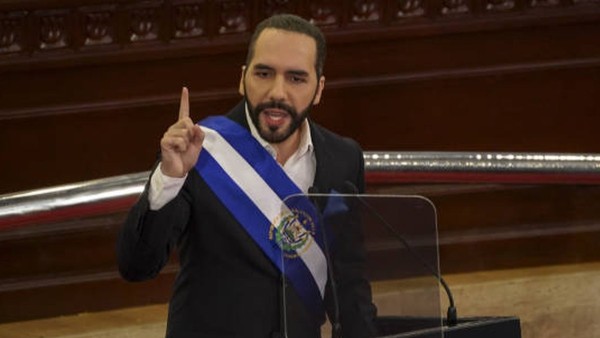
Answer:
[246,14,327,77]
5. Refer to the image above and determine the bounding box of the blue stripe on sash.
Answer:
[201,116,327,250]
[200,116,299,196]
[194,116,327,323]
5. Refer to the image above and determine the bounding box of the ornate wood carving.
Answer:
[308,0,339,27]
[172,2,206,39]
[0,11,25,54]
[441,0,470,15]
[128,3,161,43]
[529,0,561,7]
[37,10,70,50]
[350,0,382,23]
[81,6,116,46]
[217,0,248,35]
[0,0,598,61]
[484,0,516,12]
[393,0,426,19]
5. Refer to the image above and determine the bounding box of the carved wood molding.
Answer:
[1,0,598,66]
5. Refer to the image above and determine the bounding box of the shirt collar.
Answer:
[244,102,314,158]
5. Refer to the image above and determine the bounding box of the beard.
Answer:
[247,99,310,143]
[245,95,314,144]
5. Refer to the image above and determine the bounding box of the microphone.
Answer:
[342,181,458,327]
[308,186,342,338]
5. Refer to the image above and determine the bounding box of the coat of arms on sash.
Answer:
[269,208,317,259]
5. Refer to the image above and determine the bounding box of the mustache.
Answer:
[254,101,298,118]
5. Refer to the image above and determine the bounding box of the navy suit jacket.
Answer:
[117,101,377,338]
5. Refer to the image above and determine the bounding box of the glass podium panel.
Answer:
[277,194,443,338]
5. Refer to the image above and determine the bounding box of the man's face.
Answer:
[239,28,325,143]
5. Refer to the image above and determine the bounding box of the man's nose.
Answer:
[268,75,286,102]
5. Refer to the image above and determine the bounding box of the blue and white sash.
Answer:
[194,116,328,323]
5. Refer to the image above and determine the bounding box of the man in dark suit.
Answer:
[118,14,377,338]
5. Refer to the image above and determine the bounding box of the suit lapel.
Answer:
[226,100,249,128]
[309,121,334,195]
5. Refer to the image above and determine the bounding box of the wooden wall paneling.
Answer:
[0,211,177,323]
[371,183,600,273]
[0,94,241,194]
[315,63,600,152]
[0,269,176,323]
[0,216,121,278]
[0,52,245,116]
[324,22,600,78]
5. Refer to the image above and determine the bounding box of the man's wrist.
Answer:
[148,162,187,210]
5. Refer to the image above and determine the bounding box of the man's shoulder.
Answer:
[310,121,362,152]
[225,101,247,124]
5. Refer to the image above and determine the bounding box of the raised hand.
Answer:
[159,87,205,178]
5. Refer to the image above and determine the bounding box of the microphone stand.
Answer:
[309,187,343,338]
[344,182,458,327]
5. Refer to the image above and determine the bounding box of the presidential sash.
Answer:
[194,116,328,323]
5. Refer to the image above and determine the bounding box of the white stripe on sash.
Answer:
[201,125,328,297]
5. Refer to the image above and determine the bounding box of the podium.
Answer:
[376,316,521,337]
[276,193,522,338]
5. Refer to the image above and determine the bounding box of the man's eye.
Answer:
[290,75,307,83]
[254,71,269,78]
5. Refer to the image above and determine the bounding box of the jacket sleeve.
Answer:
[116,169,191,282]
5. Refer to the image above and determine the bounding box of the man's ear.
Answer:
[238,65,246,96]
[312,75,325,105]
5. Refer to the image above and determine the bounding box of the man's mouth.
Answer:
[262,109,289,126]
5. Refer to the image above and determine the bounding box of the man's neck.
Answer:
[272,127,302,165]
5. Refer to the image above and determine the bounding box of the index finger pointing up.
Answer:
[178,87,190,121]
